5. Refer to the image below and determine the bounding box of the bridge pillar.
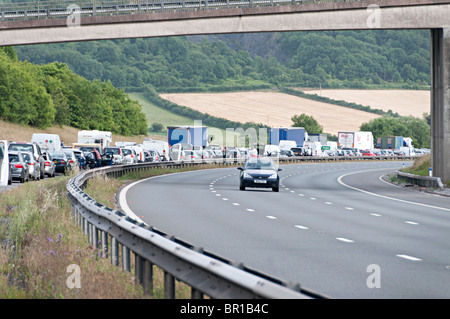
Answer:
[430,28,450,183]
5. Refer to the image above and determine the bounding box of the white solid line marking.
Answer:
[338,170,450,212]
[295,225,309,230]
[397,254,422,261]
[336,237,354,243]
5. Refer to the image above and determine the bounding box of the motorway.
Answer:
[121,160,450,299]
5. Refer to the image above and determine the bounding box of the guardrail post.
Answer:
[111,237,119,266]
[143,259,153,295]
[92,225,98,248]
[101,232,108,258]
[122,245,131,272]
[135,254,143,285]
[164,271,175,299]
[84,219,89,238]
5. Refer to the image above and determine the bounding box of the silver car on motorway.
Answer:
[8,151,29,183]
[22,151,40,181]
[42,151,56,177]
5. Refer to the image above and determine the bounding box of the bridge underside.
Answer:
[0,0,449,181]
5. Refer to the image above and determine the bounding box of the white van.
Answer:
[31,133,62,152]
[125,145,144,163]
[303,141,323,156]
[0,140,10,186]
[278,140,297,151]
[141,140,170,161]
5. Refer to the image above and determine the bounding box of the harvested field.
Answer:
[159,91,381,136]
[302,89,430,118]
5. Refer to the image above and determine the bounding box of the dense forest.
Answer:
[16,30,430,91]
[0,47,147,134]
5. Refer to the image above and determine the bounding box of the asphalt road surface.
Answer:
[121,161,450,299]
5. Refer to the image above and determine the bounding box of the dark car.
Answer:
[291,147,304,156]
[237,157,282,192]
[83,151,97,169]
[50,151,69,175]
[8,151,29,183]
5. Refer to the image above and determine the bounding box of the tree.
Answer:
[291,114,323,134]
[151,122,164,132]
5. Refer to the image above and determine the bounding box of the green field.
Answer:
[128,92,241,146]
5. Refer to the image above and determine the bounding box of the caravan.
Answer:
[77,130,112,149]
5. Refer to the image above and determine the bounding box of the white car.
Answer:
[22,151,40,180]
[121,148,137,165]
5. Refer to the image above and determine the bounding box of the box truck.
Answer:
[376,136,413,149]
[31,133,62,152]
[269,127,307,147]
[338,131,374,150]
[167,126,208,148]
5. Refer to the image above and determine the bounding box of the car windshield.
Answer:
[9,144,33,153]
[105,148,120,155]
[51,152,65,158]
[244,158,276,170]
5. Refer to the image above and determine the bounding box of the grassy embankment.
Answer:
[0,166,208,298]
[400,153,449,187]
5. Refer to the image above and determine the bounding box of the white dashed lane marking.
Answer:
[396,254,422,261]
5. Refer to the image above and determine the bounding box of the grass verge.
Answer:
[402,153,431,177]
[0,163,237,299]
[0,174,149,298]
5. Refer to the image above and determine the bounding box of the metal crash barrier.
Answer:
[67,156,414,298]
[66,158,334,299]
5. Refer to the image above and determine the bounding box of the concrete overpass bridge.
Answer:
[0,0,449,182]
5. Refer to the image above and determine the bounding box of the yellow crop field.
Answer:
[159,91,381,136]
[302,89,430,118]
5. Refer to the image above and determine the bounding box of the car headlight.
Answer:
[268,173,278,179]
[243,172,252,178]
